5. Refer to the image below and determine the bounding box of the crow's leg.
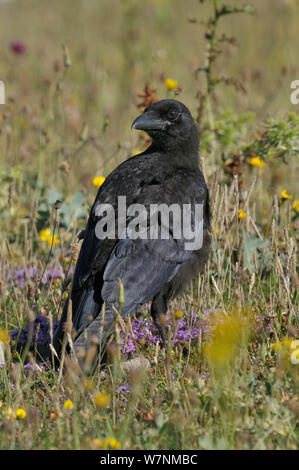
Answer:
[151,292,168,347]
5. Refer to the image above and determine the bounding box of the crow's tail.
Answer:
[72,303,117,371]
[52,288,102,365]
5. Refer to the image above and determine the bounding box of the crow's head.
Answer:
[131,99,198,154]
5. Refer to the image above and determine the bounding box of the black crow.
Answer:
[53,99,211,368]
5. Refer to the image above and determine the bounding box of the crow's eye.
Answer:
[167,108,178,120]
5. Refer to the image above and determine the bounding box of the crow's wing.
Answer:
[97,167,206,312]
[102,235,191,311]
[72,153,161,292]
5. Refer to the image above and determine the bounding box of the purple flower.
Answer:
[118,384,130,394]
[3,264,68,288]
[119,310,211,355]
[42,266,63,284]
[9,315,59,351]
[10,41,26,55]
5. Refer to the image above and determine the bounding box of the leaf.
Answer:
[199,435,214,450]
[59,191,88,227]
[45,189,63,206]
[154,412,165,429]
[242,230,265,272]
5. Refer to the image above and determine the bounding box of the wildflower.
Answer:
[250,156,264,167]
[133,149,144,156]
[47,234,59,246]
[92,176,106,188]
[96,437,121,450]
[272,337,293,351]
[281,189,292,200]
[291,199,299,212]
[94,392,111,408]
[0,329,10,344]
[165,78,178,91]
[16,408,26,419]
[174,310,184,320]
[9,314,60,349]
[238,208,247,219]
[40,228,51,242]
[10,41,26,55]
[63,399,74,410]
[204,311,250,371]
[84,378,95,392]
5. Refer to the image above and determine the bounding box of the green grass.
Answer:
[0,0,298,450]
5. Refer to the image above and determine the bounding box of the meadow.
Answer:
[0,0,298,450]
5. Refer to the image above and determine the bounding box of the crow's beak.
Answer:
[131,113,165,131]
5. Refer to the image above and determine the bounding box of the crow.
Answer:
[53,99,211,369]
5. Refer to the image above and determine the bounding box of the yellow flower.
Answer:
[84,378,95,392]
[6,407,14,419]
[291,199,299,212]
[39,228,59,245]
[133,148,144,156]
[47,234,59,246]
[64,399,74,410]
[16,408,26,419]
[250,156,264,167]
[94,392,111,408]
[272,337,293,351]
[165,78,178,91]
[174,309,184,320]
[204,311,250,371]
[238,208,247,219]
[97,437,121,450]
[281,189,292,200]
[93,176,106,188]
[40,228,51,242]
[0,329,10,344]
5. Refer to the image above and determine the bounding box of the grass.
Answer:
[0,0,298,450]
